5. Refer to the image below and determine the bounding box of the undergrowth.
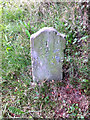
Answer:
[1,1,89,119]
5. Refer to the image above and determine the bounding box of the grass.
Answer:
[1,1,89,119]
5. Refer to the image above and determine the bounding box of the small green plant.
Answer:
[67,103,84,118]
[20,21,35,39]
[8,106,24,116]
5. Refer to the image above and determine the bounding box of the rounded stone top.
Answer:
[30,27,66,40]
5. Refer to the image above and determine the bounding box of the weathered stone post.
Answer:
[30,27,65,82]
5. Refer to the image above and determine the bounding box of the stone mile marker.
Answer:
[30,27,65,83]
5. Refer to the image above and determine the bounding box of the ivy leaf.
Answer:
[68,39,72,43]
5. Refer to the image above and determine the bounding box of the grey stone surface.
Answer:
[30,27,65,82]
